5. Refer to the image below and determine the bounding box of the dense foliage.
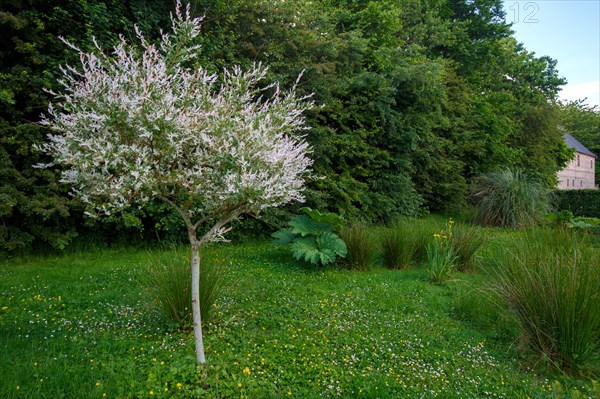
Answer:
[0,0,171,252]
[1,0,575,253]
[555,189,600,218]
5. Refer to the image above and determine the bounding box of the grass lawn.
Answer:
[0,238,596,398]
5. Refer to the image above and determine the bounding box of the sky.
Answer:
[502,0,600,107]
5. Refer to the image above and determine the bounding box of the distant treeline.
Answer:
[1,0,598,252]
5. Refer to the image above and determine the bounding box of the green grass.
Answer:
[485,228,600,374]
[0,241,597,398]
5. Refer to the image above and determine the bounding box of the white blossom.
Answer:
[38,1,313,236]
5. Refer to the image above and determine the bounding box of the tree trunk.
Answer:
[190,240,206,364]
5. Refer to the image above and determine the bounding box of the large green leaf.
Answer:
[290,232,347,266]
[301,207,344,231]
[291,236,321,264]
[316,231,348,258]
[288,214,333,236]
[271,229,297,245]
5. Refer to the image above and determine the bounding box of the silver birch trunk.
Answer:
[190,240,206,364]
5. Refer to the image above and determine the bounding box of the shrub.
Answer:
[555,189,600,218]
[272,207,347,267]
[426,219,456,284]
[471,169,552,228]
[141,249,225,330]
[487,228,600,374]
[451,223,486,272]
[339,223,379,270]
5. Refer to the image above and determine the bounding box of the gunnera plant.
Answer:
[471,169,552,228]
[272,207,347,267]
[339,223,379,270]
[141,249,225,330]
[488,228,600,374]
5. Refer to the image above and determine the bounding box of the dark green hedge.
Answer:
[554,189,600,218]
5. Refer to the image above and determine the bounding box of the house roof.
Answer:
[564,132,596,158]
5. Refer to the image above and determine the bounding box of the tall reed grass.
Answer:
[471,169,552,228]
[339,223,379,270]
[452,223,486,272]
[380,225,416,269]
[379,218,439,269]
[487,228,600,374]
[140,248,226,330]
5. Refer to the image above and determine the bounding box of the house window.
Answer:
[567,179,569,187]
[580,180,583,187]
[577,154,580,166]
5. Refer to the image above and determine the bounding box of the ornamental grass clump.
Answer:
[141,249,225,330]
[381,218,439,269]
[451,223,485,272]
[380,222,417,269]
[488,228,600,374]
[426,219,456,284]
[471,169,552,228]
[339,223,379,270]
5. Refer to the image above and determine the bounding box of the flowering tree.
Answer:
[37,2,313,364]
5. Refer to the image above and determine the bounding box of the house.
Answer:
[557,133,596,189]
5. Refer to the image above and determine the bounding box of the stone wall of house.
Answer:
[557,152,596,189]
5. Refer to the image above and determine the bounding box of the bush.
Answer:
[471,169,552,228]
[339,223,379,270]
[487,228,600,374]
[555,189,600,218]
[141,248,226,330]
